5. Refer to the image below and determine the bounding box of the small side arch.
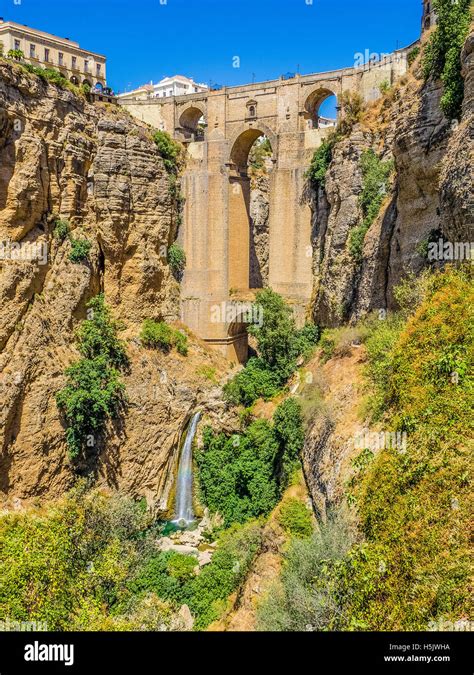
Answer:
[227,122,278,173]
[177,103,207,141]
[303,86,339,129]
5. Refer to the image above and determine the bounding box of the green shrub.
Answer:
[379,79,391,95]
[173,330,189,356]
[257,510,355,631]
[56,295,127,459]
[362,314,405,420]
[7,49,24,60]
[407,46,421,67]
[140,320,188,356]
[249,289,301,381]
[197,399,304,526]
[278,499,313,538]
[0,489,149,630]
[306,138,335,190]
[168,242,186,281]
[53,219,70,242]
[140,320,173,352]
[224,291,319,407]
[273,397,305,486]
[76,294,128,368]
[223,357,280,406]
[69,238,92,263]
[186,523,262,630]
[422,0,471,119]
[153,131,183,174]
[196,366,217,383]
[319,330,336,362]
[349,149,394,261]
[127,522,262,630]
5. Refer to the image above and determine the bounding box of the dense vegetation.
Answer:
[224,289,318,406]
[56,295,128,460]
[69,238,92,263]
[140,319,188,356]
[349,149,394,261]
[0,487,262,632]
[197,398,304,526]
[167,242,186,281]
[153,131,184,175]
[423,0,471,119]
[259,266,473,630]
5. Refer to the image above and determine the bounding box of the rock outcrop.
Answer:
[0,62,232,508]
[249,173,270,288]
[311,31,474,326]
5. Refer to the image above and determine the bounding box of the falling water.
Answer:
[174,412,201,526]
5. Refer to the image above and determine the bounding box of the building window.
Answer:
[14,39,21,50]
[96,63,101,75]
[84,59,89,73]
[72,56,77,69]
[58,52,64,66]
[29,44,36,58]
[44,48,50,62]
[169,90,173,96]
[194,87,198,92]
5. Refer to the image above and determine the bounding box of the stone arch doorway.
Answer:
[178,105,207,141]
[70,76,79,85]
[226,308,252,364]
[303,87,338,129]
[227,126,277,293]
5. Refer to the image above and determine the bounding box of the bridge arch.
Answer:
[227,122,278,173]
[227,125,277,295]
[177,103,207,141]
[303,86,339,129]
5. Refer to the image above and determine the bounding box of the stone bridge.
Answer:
[120,44,415,362]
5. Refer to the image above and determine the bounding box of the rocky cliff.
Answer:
[0,62,232,509]
[311,32,473,326]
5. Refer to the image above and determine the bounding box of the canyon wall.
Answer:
[0,62,232,509]
[311,32,473,327]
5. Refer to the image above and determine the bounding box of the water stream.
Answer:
[174,411,201,526]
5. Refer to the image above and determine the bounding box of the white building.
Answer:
[118,75,207,101]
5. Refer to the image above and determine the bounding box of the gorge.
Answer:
[0,1,472,635]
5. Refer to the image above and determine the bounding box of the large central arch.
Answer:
[227,124,277,293]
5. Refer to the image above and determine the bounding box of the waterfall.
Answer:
[174,412,201,526]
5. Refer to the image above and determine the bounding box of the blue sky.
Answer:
[1,0,421,96]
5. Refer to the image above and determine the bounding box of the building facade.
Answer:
[0,19,106,89]
[118,75,207,101]
[422,0,437,32]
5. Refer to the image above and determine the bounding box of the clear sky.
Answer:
[0,0,422,94]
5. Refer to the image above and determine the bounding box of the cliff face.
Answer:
[311,33,474,326]
[305,31,473,518]
[0,63,231,508]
